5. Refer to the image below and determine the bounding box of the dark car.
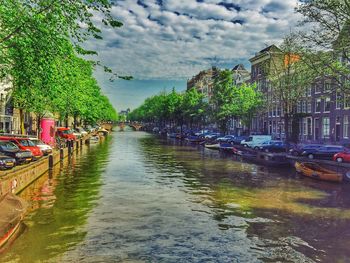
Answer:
[231,136,249,145]
[0,141,33,164]
[301,145,346,160]
[217,135,235,142]
[259,140,287,153]
[0,155,16,170]
[289,144,323,156]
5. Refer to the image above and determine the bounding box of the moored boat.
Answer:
[294,162,343,182]
[89,135,100,144]
[0,193,27,250]
[241,151,289,167]
[219,142,234,151]
[204,143,220,150]
[185,135,205,143]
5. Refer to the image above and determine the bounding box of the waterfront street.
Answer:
[1,131,350,262]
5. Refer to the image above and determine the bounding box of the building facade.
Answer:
[249,45,285,138]
[187,67,219,102]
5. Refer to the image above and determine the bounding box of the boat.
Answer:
[241,151,289,167]
[89,135,100,144]
[204,143,220,150]
[167,133,177,139]
[185,135,205,143]
[219,142,234,151]
[294,162,343,182]
[0,193,27,249]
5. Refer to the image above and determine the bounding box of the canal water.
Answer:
[1,132,350,262]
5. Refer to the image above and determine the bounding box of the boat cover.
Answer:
[0,193,27,237]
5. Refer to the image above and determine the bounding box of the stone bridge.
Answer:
[118,122,143,131]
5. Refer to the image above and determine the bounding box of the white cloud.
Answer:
[87,0,302,80]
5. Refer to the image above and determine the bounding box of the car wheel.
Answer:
[336,157,343,163]
[308,154,314,159]
[254,146,259,150]
[264,149,269,153]
[243,144,248,147]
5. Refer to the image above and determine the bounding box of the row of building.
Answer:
[187,44,350,144]
[0,79,75,135]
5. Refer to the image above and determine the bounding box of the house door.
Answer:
[314,118,319,141]
[336,123,341,142]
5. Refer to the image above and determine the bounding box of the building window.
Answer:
[307,101,312,113]
[336,91,343,109]
[302,101,306,113]
[345,95,350,109]
[324,82,331,92]
[307,117,312,136]
[315,84,322,94]
[315,98,321,113]
[277,106,281,117]
[307,86,312,96]
[273,106,276,117]
[323,117,330,138]
[344,116,349,139]
[324,97,331,112]
[303,118,307,136]
[297,101,301,113]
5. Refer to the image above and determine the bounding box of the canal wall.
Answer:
[0,135,97,196]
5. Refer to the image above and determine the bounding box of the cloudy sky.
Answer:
[90,0,302,110]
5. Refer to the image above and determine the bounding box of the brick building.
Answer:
[187,67,219,102]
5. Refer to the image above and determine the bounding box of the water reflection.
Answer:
[0,138,112,263]
[2,132,350,262]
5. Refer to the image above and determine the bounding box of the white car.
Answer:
[72,130,82,139]
[29,138,53,155]
[76,127,88,137]
[240,135,272,149]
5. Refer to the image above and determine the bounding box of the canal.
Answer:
[1,131,350,262]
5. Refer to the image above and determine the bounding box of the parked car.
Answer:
[0,153,16,170]
[76,127,88,137]
[217,135,235,142]
[333,151,350,163]
[0,137,43,160]
[231,136,249,145]
[241,135,272,149]
[0,141,33,164]
[289,144,323,156]
[259,140,288,153]
[301,145,346,160]
[56,127,76,141]
[29,138,53,155]
[72,129,82,139]
[205,133,221,140]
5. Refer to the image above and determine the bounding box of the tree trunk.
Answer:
[36,114,42,138]
[65,113,69,128]
[73,114,77,129]
[19,108,25,135]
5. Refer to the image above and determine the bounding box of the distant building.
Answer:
[228,64,251,135]
[231,64,250,86]
[187,67,219,102]
[119,108,130,122]
[249,45,284,138]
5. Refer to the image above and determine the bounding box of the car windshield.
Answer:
[18,139,35,147]
[31,139,44,145]
[62,130,73,134]
[0,141,19,150]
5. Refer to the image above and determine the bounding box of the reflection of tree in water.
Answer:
[139,136,350,262]
[0,137,113,263]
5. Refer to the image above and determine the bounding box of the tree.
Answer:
[211,69,263,134]
[296,0,350,92]
[263,35,316,142]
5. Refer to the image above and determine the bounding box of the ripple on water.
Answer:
[2,133,350,263]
